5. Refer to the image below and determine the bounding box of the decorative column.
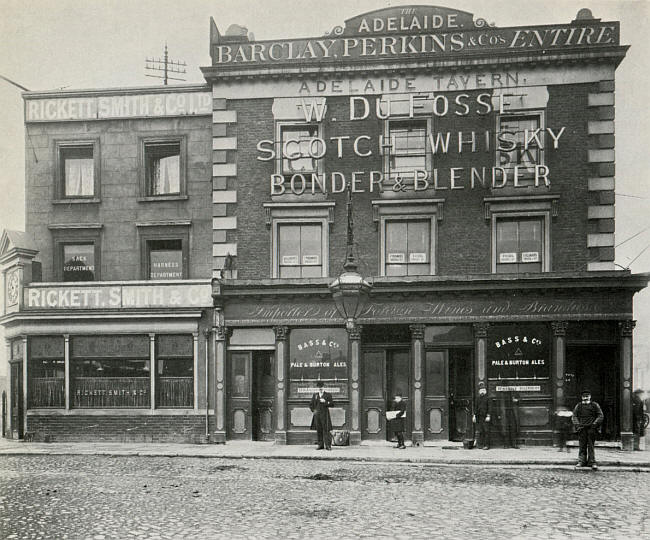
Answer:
[193,332,199,411]
[348,322,362,445]
[213,324,228,443]
[551,321,569,446]
[619,320,636,451]
[473,323,490,389]
[409,324,425,446]
[64,335,70,411]
[273,326,289,445]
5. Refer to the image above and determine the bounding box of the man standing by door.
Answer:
[473,382,491,450]
[310,381,333,450]
[572,390,604,470]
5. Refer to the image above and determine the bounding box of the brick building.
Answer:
[1,5,648,448]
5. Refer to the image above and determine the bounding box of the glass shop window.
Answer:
[156,334,194,408]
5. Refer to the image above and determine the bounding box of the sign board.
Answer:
[211,6,619,66]
[25,91,212,122]
[24,283,213,310]
[496,385,541,392]
[488,323,549,380]
[289,328,348,397]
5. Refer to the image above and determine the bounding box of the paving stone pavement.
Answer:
[1,455,649,539]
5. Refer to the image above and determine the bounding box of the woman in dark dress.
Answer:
[390,391,407,449]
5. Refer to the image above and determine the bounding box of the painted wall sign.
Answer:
[226,292,631,325]
[211,19,619,66]
[25,92,212,122]
[488,324,549,380]
[24,283,213,309]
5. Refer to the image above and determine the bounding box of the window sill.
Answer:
[52,198,101,205]
[137,195,189,202]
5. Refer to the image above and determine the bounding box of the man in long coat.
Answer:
[572,390,604,470]
[310,381,333,450]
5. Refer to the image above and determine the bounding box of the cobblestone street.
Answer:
[1,455,648,539]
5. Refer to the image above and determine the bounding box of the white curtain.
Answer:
[65,159,93,196]
[153,155,180,195]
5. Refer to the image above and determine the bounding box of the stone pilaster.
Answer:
[213,324,229,443]
[619,320,636,451]
[273,326,290,445]
[551,321,569,446]
[348,323,362,445]
[409,324,425,446]
[473,323,489,390]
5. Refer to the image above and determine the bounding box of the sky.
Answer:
[0,0,649,374]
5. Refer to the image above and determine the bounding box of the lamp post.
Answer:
[329,183,372,330]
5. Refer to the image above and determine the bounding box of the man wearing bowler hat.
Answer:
[310,381,333,450]
[572,390,604,470]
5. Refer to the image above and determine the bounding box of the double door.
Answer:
[228,351,275,441]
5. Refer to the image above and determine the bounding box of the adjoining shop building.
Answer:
[1,5,648,449]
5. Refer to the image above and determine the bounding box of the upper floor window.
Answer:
[55,139,100,201]
[147,239,184,280]
[497,113,544,176]
[277,123,320,178]
[264,202,333,279]
[384,219,432,276]
[62,243,97,281]
[137,222,190,280]
[50,225,102,282]
[278,223,323,278]
[374,200,442,277]
[139,137,187,200]
[495,217,544,274]
[384,119,430,185]
[146,142,180,195]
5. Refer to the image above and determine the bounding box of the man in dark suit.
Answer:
[472,382,491,450]
[572,390,604,470]
[310,381,333,450]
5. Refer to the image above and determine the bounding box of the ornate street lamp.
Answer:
[329,183,372,331]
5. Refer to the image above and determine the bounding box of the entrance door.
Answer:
[10,362,23,440]
[362,349,410,441]
[424,350,448,441]
[448,349,474,442]
[252,351,275,441]
[228,352,252,439]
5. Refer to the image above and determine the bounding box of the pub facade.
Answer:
[1,5,647,449]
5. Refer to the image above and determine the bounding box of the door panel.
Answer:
[362,351,385,440]
[252,351,275,441]
[10,363,23,440]
[228,352,251,439]
[386,350,411,440]
[449,349,474,442]
[424,350,448,440]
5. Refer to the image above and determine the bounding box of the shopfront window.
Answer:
[384,219,432,276]
[495,217,544,274]
[156,334,194,408]
[289,328,348,399]
[28,336,65,408]
[71,335,150,408]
